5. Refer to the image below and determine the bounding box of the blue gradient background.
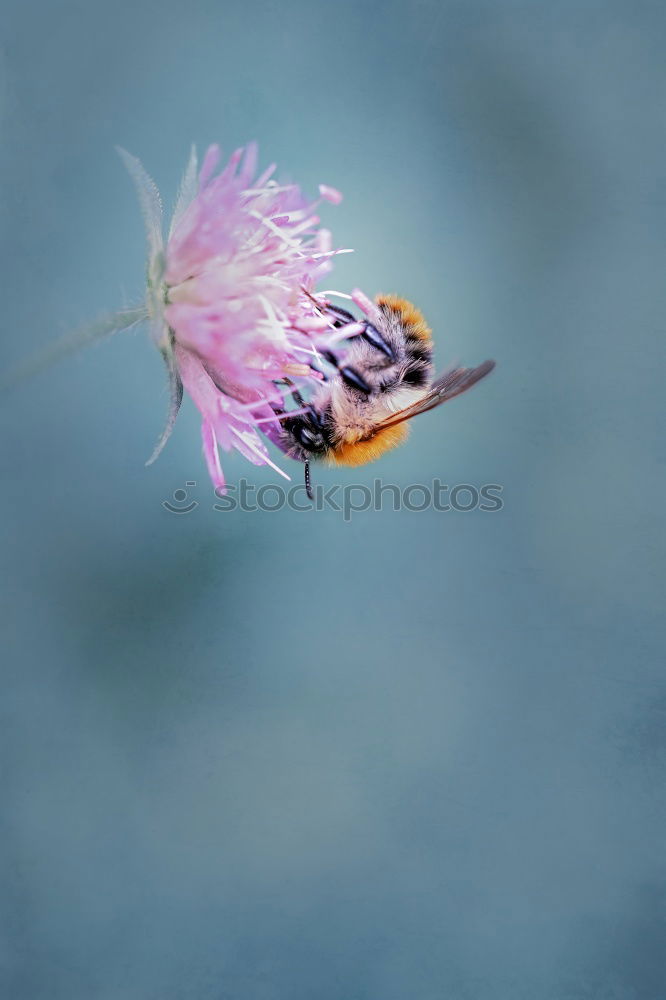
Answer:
[2,2,665,998]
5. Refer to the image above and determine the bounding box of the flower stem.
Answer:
[1,306,149,392]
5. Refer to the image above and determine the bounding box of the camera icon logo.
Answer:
[162,481,199,514]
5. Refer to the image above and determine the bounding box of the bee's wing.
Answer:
[375,360,496,431]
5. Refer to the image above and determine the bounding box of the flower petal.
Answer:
[201,419,225,492]
[319,184,343,205]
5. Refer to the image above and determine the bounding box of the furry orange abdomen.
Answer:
[327,424,409,467]
[375,294,432,343]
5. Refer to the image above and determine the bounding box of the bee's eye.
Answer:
[294,425,317,448]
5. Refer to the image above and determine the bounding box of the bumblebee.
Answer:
[273,294,495,498]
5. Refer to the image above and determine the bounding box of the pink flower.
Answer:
[119,143,354,490]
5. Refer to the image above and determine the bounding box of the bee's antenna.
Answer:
[301,285,324,311]
[282,376,306,409]
[304,460,314,501]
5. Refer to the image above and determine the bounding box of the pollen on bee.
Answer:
[327,424,409,467]
[376,294,432,343]
[282,362,314,377]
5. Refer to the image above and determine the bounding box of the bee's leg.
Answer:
[322,350,372,394]
[359,322,396,361]
[337,322,395,361]
[281,379,326,432]
[322,304,395,361]
[322,303,356,327]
